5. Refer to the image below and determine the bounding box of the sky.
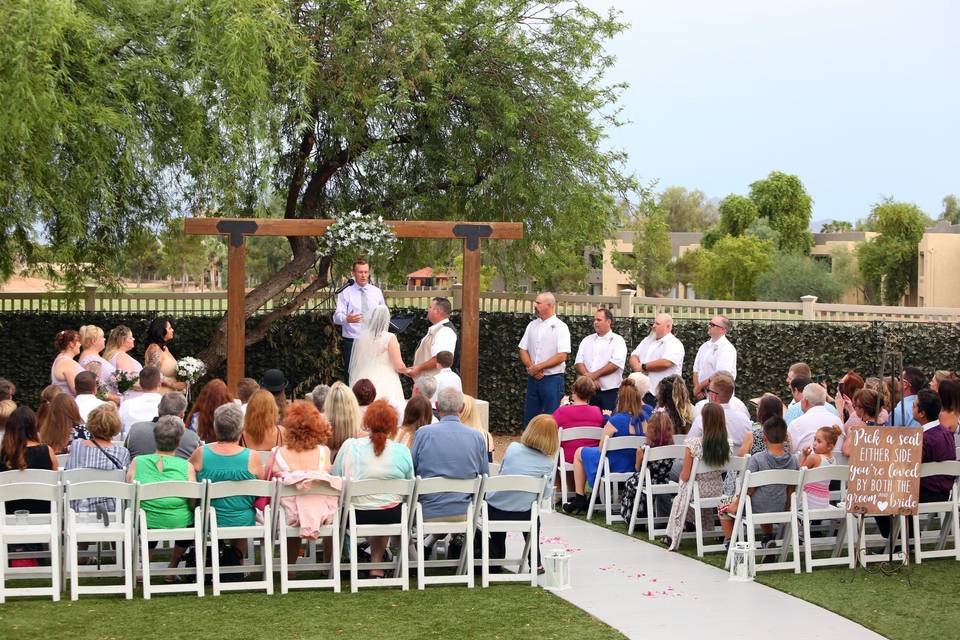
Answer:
[583,0,959,222]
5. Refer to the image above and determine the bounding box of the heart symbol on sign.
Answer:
[876,500,889,511]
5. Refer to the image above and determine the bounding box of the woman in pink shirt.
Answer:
[552,376,605,464]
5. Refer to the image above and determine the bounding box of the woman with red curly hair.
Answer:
[185,379,234,442]
[267,401,338,562]
[333,398,413,577]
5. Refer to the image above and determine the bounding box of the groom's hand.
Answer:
[347,312,362,323]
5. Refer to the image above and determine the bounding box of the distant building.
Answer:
[406,267,451,289]
[918,221,960,308]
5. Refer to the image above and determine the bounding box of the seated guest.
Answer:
[0,399,16,431]
[412,387,489,523]
[891,366,926,427]
[932,370,959,393]
[562,379,650,514]
[876,389,955,544]
[431,351,462,403]
[621,411,675,525]
[74,371,108,423]
[324,381,361,459]
[126,416,196,571]
[396,395,433,449]
[863,377,891,425]
[0,406,59,515]
[51,329,84,396]
[39,393,85,454]
[185,378,234,442]
[334,399,413,577]
[126,392,198,460]
[482,414,559,568]
[235,377,260,415]
[737,394,791,456]
[664,403,729,550]
[798,425,841,511]
[720,416,797,545]
[787,383,844,454]
[833,370,865,425]
[938,379,960,433]
[307,384,331,413]
[36,384,63,434]
[267,401,337,558]
[118,366,164,434]
[656,374,694,434]
[841,389,881,458]
[552,376,605,465]
[190,404,263,554]
[688,372,752,447]
[0,377,15,402]
[352,378,377,424]
[460,394,494,461]
[241,389,283,451]
[103,325,143,376]
[260,369,288,416]
[65,404,130,512]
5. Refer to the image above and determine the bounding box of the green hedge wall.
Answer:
[2,311,959,434]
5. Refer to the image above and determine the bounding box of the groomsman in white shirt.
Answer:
[574,308,627,412]
[628,313,684,404]
[518,292,571,427]
[692,315,737,400]
[332,259,386,378]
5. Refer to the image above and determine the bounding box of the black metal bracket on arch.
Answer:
[452,223,493,251]
[217,220,260,247]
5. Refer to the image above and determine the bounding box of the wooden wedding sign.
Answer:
[845,425,923,516]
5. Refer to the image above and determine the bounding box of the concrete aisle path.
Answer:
[531,511,884,640]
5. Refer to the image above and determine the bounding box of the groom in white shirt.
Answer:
[409,297,458,378]
[332,259,386,378]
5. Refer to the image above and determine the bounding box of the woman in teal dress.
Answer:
[190,403,265,536]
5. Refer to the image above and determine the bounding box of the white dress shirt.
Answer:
[631,332,685,394]
[75,394,108,423]
[787,405,845,455]
[119,392,163,435]
[693,335,737,381]
[427,320,457,357]
[518,314,571,376]
[332,283,386,339]
[687,401,754,447]
[432,368,464,403]
[575,331,627,391]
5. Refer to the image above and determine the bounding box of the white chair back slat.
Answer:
[558,426,604,441]
[481,474,544,495]
[919,460,960,478]
[206,478,275,500]
[0,481,61,503]
[643,444,687,462]
[62,468,126,484]
[746,468,802,488]
[0,469,61,485]
[136,480,206,502]
[64,480,137,502]
[603,435,646,452]
[799,464,849,487]
[414,476,482,496]
[347,478,416,498]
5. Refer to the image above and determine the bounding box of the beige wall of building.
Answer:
[918,223,960,308]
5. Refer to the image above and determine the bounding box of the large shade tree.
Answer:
[0,0,634,368]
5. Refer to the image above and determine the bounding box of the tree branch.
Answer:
[285,129,316,218]
[243,256,333,346]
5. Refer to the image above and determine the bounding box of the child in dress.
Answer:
[798,425,840,511]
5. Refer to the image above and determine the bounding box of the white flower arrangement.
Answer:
[176,356,207,384]
[316,211,398,262]
[110,370,139,394]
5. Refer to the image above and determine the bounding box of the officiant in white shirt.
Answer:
[332,258,386,378]
[409,296,458,378]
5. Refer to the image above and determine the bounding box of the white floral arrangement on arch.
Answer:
[316,210,398,264]
[176,356,207,384]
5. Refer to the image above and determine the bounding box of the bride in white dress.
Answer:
[348,305,410,409]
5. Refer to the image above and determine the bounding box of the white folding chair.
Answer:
[0,482,62,603]
[64,480,137,600]
[0,470,62,575]
[477,474,545,587]
[627,445,686,537]
[673,434,687,446]
[913,461,960,564]
[586,435,645,524]
[274,476,342,593]
[488,463,501,476]
[411,475,482,590]
[690,455,749,556]
[724,469,802,574]
[206,479,276,595]
[340,477,416,592]
[799,465,855,571]
[557,427,602,503]
[134,480,207,599]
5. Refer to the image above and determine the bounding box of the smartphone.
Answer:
[815,373,826,384]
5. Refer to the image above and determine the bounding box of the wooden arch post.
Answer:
[184,218,522,397]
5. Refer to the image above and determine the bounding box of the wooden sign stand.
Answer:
[183,218,522,396]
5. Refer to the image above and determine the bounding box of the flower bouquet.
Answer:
[110,370,139,394]
[316,210,398,268]
[176,357,207,385]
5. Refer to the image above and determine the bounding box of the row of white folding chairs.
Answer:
[0,470,547,601]
[720,461,960,576]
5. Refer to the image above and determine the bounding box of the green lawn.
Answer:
[0,584,623,640]
[570,511,959,640]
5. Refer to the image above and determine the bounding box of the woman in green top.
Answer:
[189,403,264,535]
[127,415,197,572]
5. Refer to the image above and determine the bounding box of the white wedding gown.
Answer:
[348,333,406,409]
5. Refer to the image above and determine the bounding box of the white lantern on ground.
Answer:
[543,548,571,591]
[728,541,754,581]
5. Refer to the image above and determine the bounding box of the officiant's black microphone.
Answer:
[334,278,355,295]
